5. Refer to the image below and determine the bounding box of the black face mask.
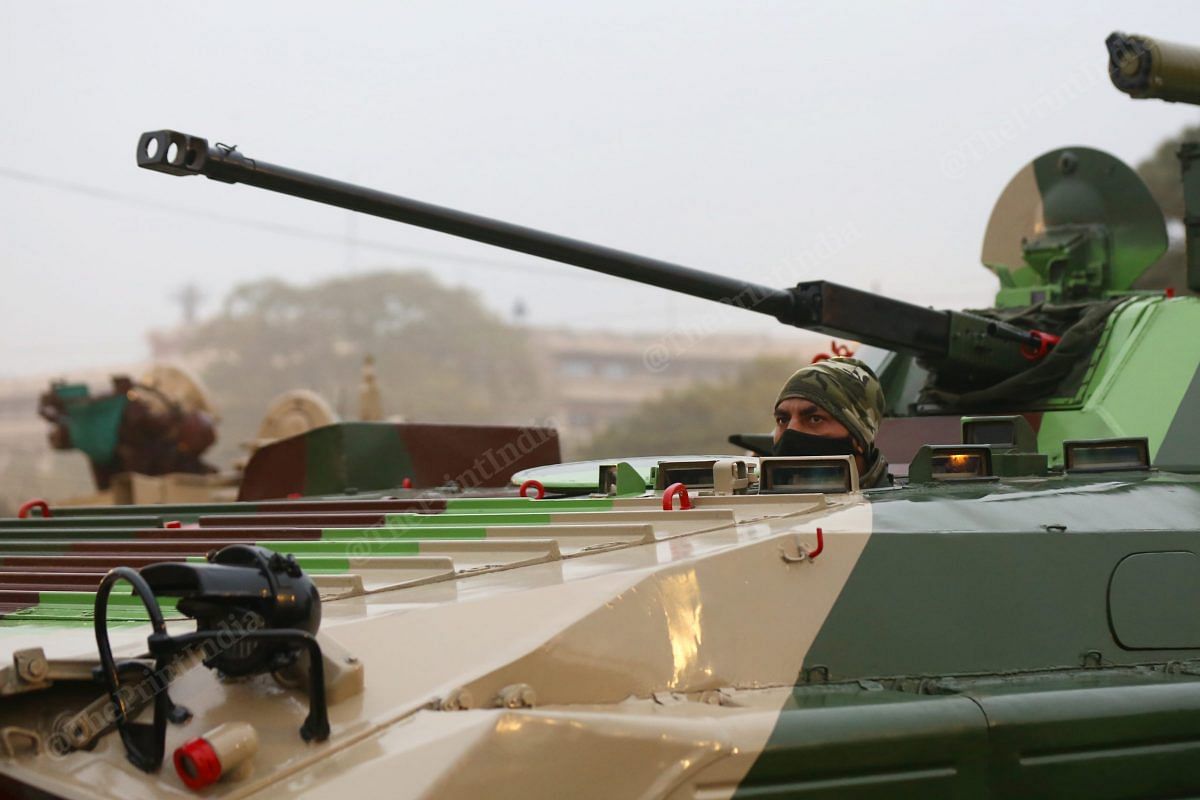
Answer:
[772,429,857,458]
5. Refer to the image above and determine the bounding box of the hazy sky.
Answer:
[3,1,1199,377]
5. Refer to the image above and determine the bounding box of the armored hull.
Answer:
[4,461,1200,798]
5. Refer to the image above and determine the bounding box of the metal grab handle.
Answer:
[781,527,824,563]
[17,498,50,519]
[662,483,693,511]
[519,479,545,500]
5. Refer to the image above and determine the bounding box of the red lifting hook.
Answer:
[17,498,50,519]
[782,527,824,563]
[807,527,825,560]
[1021,330,1061,361]
[662,482,693,511]
[519,479,545,500]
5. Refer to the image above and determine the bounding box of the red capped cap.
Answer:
[174,736,222,790]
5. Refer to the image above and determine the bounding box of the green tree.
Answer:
[1134,122,1200,294]
[179,271,546,465]
[575,357,795,460]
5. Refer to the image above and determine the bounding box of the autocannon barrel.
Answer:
[137,130,1068,377]
[136,130,966,361]
[1107,32,1200,106]
[136,131,801,316]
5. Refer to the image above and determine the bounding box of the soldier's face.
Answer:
[773,397,866,473]
[773,397,853,444]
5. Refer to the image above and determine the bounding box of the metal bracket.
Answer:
[13,649,49,685]
[1,649,111,698]
[780,528,825,563]
[801,665,830,684]
[437,688,476,711]
[273,630,365,706]
[0,727,41,759]
[494,683,536,709]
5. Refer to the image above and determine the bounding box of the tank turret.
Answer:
[980,147,1166,307]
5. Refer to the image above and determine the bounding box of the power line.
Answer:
[3,165,986,307]
[0,166,609,284]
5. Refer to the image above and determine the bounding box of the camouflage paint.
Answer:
[981,148,1167,307]
[238,422,561,500]
[1152,360,1200,471]
[774,357,886,451]
[0,591,180,627]
[0,496,653,626]
[1036,297,1200,466]
[732,473,1200,797]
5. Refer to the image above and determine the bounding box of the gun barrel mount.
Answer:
[137,129,1050,379]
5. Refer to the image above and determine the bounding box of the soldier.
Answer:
[772,357,891,488]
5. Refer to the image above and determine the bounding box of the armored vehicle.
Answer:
[32,359,559,507]
[3,32,1200,799]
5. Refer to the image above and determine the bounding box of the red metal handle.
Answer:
[17,498,50,519]
[812,340,855,363]
[519,479,545,500]
[1020,330,1061,361]
[662,482,693,511]
[807,527,824,560]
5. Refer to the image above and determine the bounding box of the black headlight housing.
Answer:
[142,546,321,677]
[93,545,329,773]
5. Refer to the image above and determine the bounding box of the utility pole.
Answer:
[171,283,204,326]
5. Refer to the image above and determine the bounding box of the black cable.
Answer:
[93,567,169,771]
[0,165,608,284]
[92,548,331,773]
[162,630,330,742]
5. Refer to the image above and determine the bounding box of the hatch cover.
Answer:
[1109,551,1200,649]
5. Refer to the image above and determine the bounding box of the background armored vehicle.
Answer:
[32,359,560,508]
[37,366,222,501]
[3,31,1200,799]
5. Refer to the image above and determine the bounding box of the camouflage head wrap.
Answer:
[774,357,885,450]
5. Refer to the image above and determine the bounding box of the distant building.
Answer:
[148,319,822,443]
[533,328,818,441]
